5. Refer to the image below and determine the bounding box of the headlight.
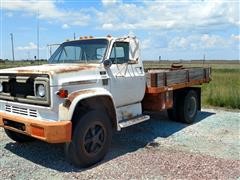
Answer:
[37,84,46,97]
[0,82,3,93]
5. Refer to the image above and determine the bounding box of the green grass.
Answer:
[201,69,240,109]
[0,60,47,69]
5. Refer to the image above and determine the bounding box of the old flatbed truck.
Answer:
[0,36,211,167]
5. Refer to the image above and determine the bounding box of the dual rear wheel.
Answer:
[168,90,198,124]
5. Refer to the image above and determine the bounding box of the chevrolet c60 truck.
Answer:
[0,36,211,167]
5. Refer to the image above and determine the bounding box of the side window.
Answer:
[110,42,129,64]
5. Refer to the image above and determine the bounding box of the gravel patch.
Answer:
[0,108,239,179]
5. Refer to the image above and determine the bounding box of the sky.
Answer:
[0,0,239,61]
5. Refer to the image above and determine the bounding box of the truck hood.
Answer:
[0,63,98,75]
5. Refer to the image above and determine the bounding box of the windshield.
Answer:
[49,39,108,64]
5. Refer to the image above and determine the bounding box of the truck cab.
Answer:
[0,36,150,167]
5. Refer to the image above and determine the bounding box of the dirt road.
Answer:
[0,108,239,179]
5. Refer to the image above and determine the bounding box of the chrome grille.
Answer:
[0,74,50,107]
[5,105,38,117]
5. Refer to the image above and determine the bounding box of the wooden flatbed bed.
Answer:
[142,67,211,111]
[146,67,211,93]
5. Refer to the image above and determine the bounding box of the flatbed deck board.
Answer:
[146,67,211,94]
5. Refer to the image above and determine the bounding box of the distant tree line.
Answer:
[0,59,47,63]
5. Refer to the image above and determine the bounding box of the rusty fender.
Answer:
[58,88,116,121]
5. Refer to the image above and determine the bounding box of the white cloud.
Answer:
[17,42,45,50]
[141,38,151,50]
[97,0,239,31]
[1,0,90,27]
[168,34,231,50]
[1,0,238,31]
[1,0,239,60]
[62,24,70,29]
[102,0,120,6]
[102,23,114,29]
[169,37,190,50]
[201,34,226,48]
[231,34,240,41]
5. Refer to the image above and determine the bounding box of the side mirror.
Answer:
[103,59,112,68]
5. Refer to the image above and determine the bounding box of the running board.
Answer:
[119,115,150,128]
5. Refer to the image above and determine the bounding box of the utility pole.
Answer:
[37,9,40,61]
[74,32,76,40]
[203,54,205,66]
[49,45,52,57]
[10,33,15,61]
[27,51,30,60]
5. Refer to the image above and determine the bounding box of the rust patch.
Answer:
[53,65,96,74]
[142,92,173,111]
[146,79,209,94]
[121,111,134,120]
[0,64,98,76]
[67,89,97,102]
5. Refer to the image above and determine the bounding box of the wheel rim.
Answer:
[83,123,105,155]
[187,96,197,118]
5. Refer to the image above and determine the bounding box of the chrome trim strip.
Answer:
[63,79,97,86]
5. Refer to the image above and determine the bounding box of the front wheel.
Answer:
[65,110,112,167]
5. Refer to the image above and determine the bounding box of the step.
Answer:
[119,115,150,128]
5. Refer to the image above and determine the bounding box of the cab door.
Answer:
[107,41,145,107]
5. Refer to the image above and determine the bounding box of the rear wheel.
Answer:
[177,90,198,123]
[65,110,112,167]
[4,129,35,143]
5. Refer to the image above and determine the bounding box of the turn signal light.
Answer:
[57,89,68,98]
[31,125,44,137]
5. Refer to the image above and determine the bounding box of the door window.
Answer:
[110,42,129,64]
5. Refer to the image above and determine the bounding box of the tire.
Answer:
[177,90,198,124]
[65,110,112,167]
[4,129,35,143]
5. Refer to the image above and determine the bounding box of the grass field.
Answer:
[0,60,46,69]
[201,68,240,109]
[0,60,240,109]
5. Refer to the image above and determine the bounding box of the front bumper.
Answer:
[0,111,72,143]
